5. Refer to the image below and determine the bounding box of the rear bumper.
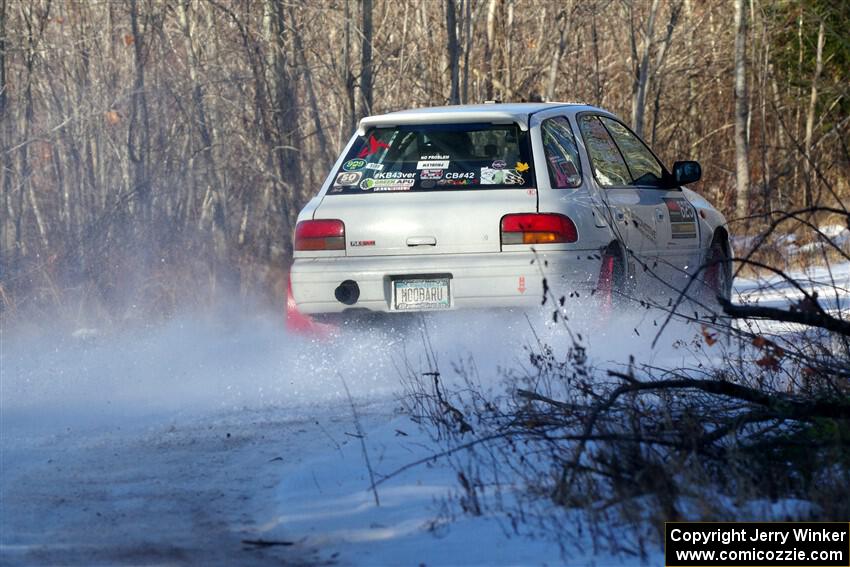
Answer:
[290,251,603,314]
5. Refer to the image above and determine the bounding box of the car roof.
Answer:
[357,102,610,134]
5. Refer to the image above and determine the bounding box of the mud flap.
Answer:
[285,275,336,337]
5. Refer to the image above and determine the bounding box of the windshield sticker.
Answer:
[445,172,475,180]
[420,169,443,180]
[342,159,366,171]
[364,162,384,171]
[374,185,412,192]
[437,178,473,186]
[516,161,530,172]
[374,171,416,179]
[417,159,450,170]
[360,178,415,191]
[481,167,524,185]
[421,180,437,189]
[505,170,525,184]
[480,167,502,184]
[335,171,362,186]
[420,153,449,160]
[491,160,506,169]
[357,134,390,158]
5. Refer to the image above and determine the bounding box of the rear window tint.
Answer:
[327,123,534,194]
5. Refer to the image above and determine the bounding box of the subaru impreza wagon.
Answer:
[288,103,731,325]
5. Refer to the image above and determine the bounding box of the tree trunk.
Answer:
[461,0,472,103]
[802,20,824,207]
[0,0,10,267]
[446,0,460,104]
[128,0,151,223]
[342,0,356,135]
[483,0,497,100]
[177,1,227,260]
[545,2,572,102]
[360,0,373,115]
[631,0,659,137]
[733,0,750,219]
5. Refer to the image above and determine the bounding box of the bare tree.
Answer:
[803,19,825,207]
[360,0,373,115]
[733,0,750,219]
[446,0,460,105]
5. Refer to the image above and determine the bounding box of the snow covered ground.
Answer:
[2,265,847,566]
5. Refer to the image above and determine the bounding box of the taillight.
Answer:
[294,219,345,251]
[500,213,578,245]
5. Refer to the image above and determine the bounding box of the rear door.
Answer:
[313,123,539,256]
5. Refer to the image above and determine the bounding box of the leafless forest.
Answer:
[1,0,847,323]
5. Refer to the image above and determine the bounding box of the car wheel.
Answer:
[704,239,732,303]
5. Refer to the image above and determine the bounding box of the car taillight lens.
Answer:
[294,219,345,251]
[500,213,578,245]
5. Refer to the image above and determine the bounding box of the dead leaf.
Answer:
[701,325,717,346]
[105,110,121,125]
[123,34,135,46]
[755,355,780,371]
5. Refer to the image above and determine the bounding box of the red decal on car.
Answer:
[357,134,390,158]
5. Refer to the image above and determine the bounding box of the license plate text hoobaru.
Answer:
[394,279,450,311]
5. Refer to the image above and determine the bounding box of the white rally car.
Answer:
[288,103,731,326]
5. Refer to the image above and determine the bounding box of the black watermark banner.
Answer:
[665,522,850,567]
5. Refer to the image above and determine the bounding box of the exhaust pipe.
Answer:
[334,280,360,305]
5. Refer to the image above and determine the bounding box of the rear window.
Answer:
[327,123,535,194]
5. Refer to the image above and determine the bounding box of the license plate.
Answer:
[393,278,451,311]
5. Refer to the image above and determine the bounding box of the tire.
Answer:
[704,239,732,304]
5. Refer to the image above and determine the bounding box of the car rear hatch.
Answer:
[313,121,538,256]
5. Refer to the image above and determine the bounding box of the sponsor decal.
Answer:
[445,171,475,179]
[374,185,412,192]
[504,170,525,184]
[342,158,366,171]
[334,171,362,186]
[329,185,344,193]
[420,169,444,180]
[357,134,390,158]
[421,180,437,189]
[480,168,524,185]
[417,159,450,170]
[480,167,501,185]
[350,240,376,247]
[664,197,698,239]
[360,178,415,191]
[420,153,449,160]
[437,178,473,186]
[374,171,416,179]
[364,162,384,171]
[515,161,530,172]
[491,160,507,169]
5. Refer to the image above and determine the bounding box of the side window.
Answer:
[578,115,631,187]
[599,117,664,187]
[541,117,583,188]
